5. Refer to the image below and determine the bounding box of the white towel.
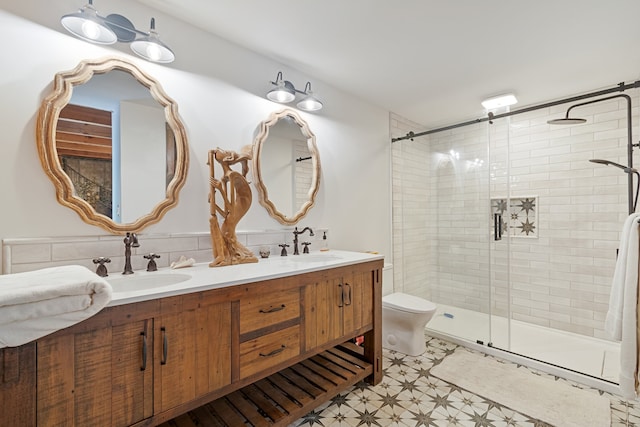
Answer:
[0,265,112,348]
[604,212,640,398]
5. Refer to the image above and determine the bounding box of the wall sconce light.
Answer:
[61,0,175,63]
[267,71,323,112]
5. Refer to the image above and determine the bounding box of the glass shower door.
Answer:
[392,121,494,346]
[488,101,627,383]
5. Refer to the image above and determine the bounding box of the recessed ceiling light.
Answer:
[481,94,518,110]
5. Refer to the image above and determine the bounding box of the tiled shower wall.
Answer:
[2,229,327,275]
[391,90,640,339]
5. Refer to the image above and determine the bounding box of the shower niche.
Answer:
[490,196,538,239]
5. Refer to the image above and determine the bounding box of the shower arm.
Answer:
[570,94,635,214]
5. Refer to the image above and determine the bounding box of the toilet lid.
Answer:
[382,292,436,314]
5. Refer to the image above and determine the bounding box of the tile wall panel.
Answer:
[391,91,640,339]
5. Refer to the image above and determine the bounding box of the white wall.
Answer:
[0,2,392,273]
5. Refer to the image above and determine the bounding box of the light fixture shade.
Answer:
[297,91,323,111]
[130,18,174,63]
[131,35,175,63]
[61,2,117,44]
[481,93,518,110]
[267,81,296,103]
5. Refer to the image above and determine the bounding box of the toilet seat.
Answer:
[382,292,436,314]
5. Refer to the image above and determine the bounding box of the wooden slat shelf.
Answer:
[159,344,372,427]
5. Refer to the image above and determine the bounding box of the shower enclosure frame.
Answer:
[391,80,640,392]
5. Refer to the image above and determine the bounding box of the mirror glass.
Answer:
[253,109,320,225]
[37,57,188,234]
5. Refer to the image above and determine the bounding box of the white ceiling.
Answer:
[139,0,640,127]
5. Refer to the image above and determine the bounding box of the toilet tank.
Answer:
[382,263,393,296]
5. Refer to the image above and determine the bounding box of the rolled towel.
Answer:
[0,265,112,348]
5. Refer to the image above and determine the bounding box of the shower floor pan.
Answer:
[427,304,620,384]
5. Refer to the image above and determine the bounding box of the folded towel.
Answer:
[171,255,195,269]
[0,265,112,348]
[604,212,640,398]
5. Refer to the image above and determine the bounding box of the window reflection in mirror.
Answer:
[57,70,176,223]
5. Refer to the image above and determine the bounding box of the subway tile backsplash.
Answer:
[2,229,327,275]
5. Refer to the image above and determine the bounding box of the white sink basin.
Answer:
[107,273,191,292]
[286,253,343,263]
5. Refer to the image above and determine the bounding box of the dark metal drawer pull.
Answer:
[259,304,285,313]
[140,331,147,371]
[344,283,352,306]
[161,327,168,365]
[259,345,286,357]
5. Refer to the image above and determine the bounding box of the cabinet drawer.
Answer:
[239,287,300,333]
[239,325,300,378]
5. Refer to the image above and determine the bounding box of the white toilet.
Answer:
[381,265,437,356]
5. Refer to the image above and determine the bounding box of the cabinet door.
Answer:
[305,264,377,350]
[155,300,231,413]
[0,343,36,426]
[342,267,374,334]
[309,275,343,347]
[37,319,153,427]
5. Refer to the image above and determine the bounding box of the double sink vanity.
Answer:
[0,55,386,425]
[0,250,384,426]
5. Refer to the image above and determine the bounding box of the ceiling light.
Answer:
[481,94,518,110]
[60,1,175,63]
[297,82,323,112]
[266,72,323,112]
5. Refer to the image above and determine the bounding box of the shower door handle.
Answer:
[494,213,502,241]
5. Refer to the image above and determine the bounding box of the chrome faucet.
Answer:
[292,226,314,255]
[122,232,139,275]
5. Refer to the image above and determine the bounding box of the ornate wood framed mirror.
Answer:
[36,57,188,234]
[252,109,321,225]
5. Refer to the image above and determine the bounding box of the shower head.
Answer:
[547,117,587,125]
[590,158,640,214]
[589,158,638,173]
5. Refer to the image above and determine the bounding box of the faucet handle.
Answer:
[92,257,111,277]
[302,242,311,254]
[143,253,160,272]
[279,243,290,257]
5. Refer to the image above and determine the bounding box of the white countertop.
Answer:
[106,250,384,306]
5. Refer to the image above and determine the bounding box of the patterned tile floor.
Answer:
[290,335,640,426]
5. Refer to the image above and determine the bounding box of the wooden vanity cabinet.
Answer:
[305,265,375,348]
[154,291,232,413]
[0,258,383,426]
[36,301,157,427]
[0,343,36,426]
[237,279,301,380]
